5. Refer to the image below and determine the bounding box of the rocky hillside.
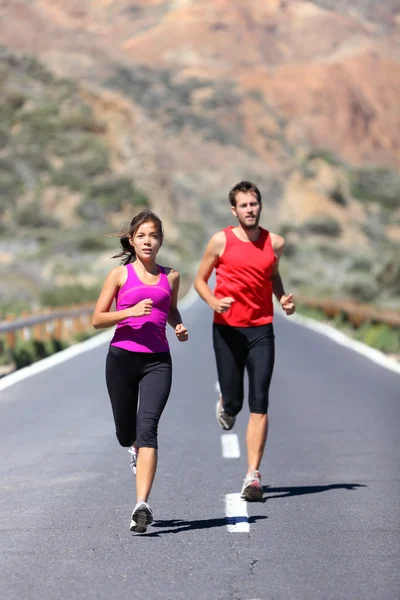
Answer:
[0,0,399,309]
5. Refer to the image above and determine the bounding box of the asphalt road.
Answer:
[0,298,399,600]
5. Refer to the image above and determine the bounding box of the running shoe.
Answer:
[240,470,263,501]
[216,398,236,430]
[130,501,154,533]
[127,446,137,476]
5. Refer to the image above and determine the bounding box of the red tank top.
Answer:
[213,226,276,327]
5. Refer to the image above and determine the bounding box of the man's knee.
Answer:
[116,429,136,448]
[222,392,243,417]
[249,395,269,414]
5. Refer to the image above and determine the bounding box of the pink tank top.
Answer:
[111,263,172,353]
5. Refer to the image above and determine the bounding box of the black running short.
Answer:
[212,323,275,416]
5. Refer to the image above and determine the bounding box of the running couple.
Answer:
[93,180,295,532]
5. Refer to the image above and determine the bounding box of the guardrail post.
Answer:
[6,314,16,349]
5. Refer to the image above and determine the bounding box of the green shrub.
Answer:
[11,339,40,369]
[40,284,100,307]
[302,216,342,237]
[306,149,341,166]
[356,323,400,353]
[16,203,60,228]
[297,304,326,321]
[77,234,111,252]
[10,337,70,369]
[349,168,400,210]
[74,331,97,343]
[0,338,12,366]
[43,338,69,355]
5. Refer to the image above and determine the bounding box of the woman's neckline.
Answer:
[131,262,161,286]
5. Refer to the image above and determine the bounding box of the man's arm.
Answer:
[194,232,235,314]
[270,232,295,316]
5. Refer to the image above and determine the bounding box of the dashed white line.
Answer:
[221,433,240,458]
[225,493,249,532]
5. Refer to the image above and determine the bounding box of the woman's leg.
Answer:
[105,346,139,447]
[135,353,172,503]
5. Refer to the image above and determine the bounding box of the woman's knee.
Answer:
[136,420,158,449]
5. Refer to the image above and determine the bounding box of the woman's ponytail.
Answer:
[111,235,136,265]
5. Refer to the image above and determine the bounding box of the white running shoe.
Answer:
[216,398,236,431]
[127,446,137,476]
[130,501,154,533]
[240,470,263,501]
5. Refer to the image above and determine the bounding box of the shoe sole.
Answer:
[216,401,235,431]
[130,505,154,533]
[241,482,263,501]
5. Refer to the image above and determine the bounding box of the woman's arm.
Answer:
[167,270,188,342]
[92,267,153,329]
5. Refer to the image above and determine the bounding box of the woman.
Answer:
[93,210,188,533]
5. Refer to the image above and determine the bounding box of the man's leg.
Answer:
[212,324,246,428]
[241,324,275,500]
[246,412,269,472]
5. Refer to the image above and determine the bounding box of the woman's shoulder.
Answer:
[160,265,179,276]
[105,264,128,287]
[161,266,180,284]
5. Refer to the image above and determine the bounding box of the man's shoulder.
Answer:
[268,231,285,254]
[212,229,228,240]
[207,229,228,257]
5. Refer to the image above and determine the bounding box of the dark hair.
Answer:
[111,210,164,265]
[228,181,262,206]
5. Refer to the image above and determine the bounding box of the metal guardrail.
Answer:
[0,304,95,349]
[297,296,400,328]
[1,296,398,351]
[0,306,94,333]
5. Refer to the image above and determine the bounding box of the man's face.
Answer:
[231,191,261,229]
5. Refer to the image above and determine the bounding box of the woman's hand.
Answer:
[175,323,188,342]
[129,298,153,317]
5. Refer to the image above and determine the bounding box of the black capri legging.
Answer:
[105,346,172,449]
[213,323,275,417]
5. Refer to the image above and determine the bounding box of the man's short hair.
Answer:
[229,181,262,206]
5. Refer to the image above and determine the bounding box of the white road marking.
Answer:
[225,493,249,533]
[221,433,240,458]
[0,330,113,392]
[288,312,400,375]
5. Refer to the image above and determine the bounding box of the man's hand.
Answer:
[175,323,188,342]
[211,297,235,314]
[280,293,295,316]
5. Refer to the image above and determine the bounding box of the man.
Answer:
[194,181,295,500]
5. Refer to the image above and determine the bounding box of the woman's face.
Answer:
[130,221,162,261]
